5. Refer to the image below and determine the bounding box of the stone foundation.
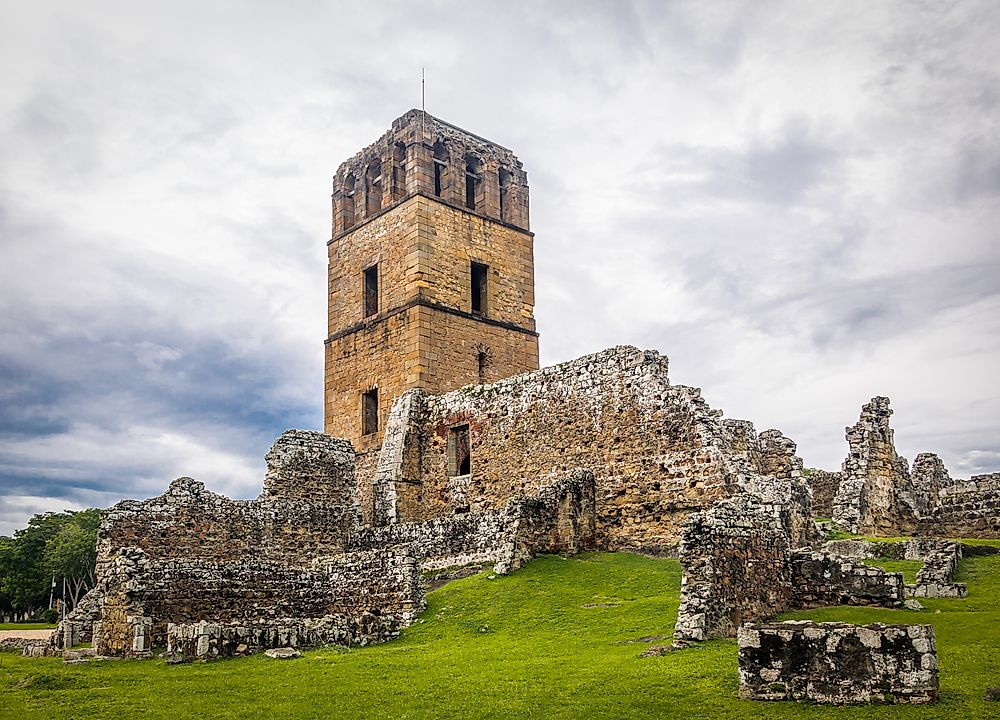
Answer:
[738,621,938,704]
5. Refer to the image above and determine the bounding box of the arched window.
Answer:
[365,158,382,216]
[392,142,407,201]
[433,141,449,197]
[465,154,482,211]
[342,173,357,230]
[498,166,512,221]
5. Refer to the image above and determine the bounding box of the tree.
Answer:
[0,509,101,618]
[44,510,100,607]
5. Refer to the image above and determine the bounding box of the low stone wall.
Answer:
[818,538,968,599]
[789,550,903,608]
[738,621,938,704]
[96,545,424,653]
[167,613,407,658]
[909,541,966,598]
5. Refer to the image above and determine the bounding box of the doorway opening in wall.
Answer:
[364,264,379,317]
[471,262,488,316]
[448,424,471,476]
[362,388,379,435]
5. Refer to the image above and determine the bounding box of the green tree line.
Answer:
[0,509,101,623]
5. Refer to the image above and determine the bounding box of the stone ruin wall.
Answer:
[370,346,818,555]
[832,396,917,535]
[804,469,843,518]
[818,537,970,599]
[673,496,795,643]
[738,621,938,704]
[916,469,1000,539]
[63,427,602,658]
[353,469,596,575]
[72,431,426,657]
[825,397,999,538]
[673,494,902,644]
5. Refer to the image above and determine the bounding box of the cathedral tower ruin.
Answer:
[325,110,540,496]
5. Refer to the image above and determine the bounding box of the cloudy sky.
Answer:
[1,0,998,534]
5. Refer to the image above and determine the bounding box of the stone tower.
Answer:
[325,110,540,503]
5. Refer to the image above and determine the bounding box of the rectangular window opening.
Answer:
[471,262,488,316]
[447,424,471,477]
[364,264,379,317]
[433,159,446,197]
[362,388,379,435]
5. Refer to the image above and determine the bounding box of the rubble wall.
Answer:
[355,469,596,573]
[916,472,1000,539]
[832,397,918,535]
[789,550,904,608]
[374,346,749,553]
[674,496,901,643]
[738,621,938,704]
[673,496,794,643]
[806,470,843,518]
[97,431,359,570]
[90,430,428,656]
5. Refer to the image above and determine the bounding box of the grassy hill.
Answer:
[2,550,999,719]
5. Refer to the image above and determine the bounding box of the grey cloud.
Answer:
[2,0,1000,534]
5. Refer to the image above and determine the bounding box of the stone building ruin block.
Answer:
[673,494,902,644]
[832,396,918,536]
[738,621,938,704]
[814,397,998,539]
[368,345,817,555]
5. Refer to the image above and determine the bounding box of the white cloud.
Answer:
[1,0,999,531]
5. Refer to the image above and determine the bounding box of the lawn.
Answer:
[2,550,999,720]
[0,624,57,631]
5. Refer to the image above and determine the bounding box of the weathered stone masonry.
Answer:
[739,621,938,704]
[821,396,999,538]
[672,494,902,644]
[62,429,596,658]
[67,431,425,658]
[325,111,540,512]
[370,346,789,554]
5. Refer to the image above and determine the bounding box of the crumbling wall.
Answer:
[917,472,1000,539]
[673,496,794,643]
[909,541,967,598]
[88,430,427,657]
[721,422,816,547]
[832,397,918,535]
[373,346,770,553]
[789,550,903,608]
[98,431,359,572]
[806,469,843,518]
[738,621,938,704]
[354,469,596,574]
[674,495,901,644]
[911,453,951,516]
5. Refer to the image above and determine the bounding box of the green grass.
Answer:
[2,551,999,719]
[864,558,925,584]
[0,624,57,631]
